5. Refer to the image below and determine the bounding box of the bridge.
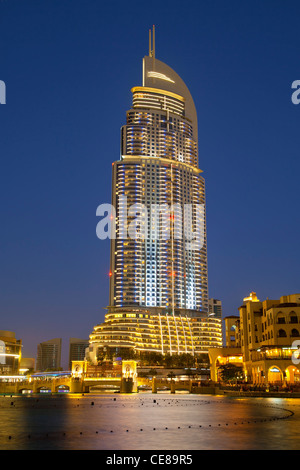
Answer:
[0,376,122,394]
[0,375,199,395]
[0,360,209,395]
[148,377,195,393]
[0,376,73,395]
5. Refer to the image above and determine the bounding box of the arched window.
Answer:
[277,312,286,324]
[291,329,300,338]
[289,312,298,324]
[278,329,287,338]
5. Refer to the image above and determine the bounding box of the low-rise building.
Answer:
[208,292,300,385]
[86,307,223,364]
[0,330,22,376]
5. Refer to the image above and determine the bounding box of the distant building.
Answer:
[69,338,89,370]
[0,330,22,376]
[36,338,62,372]
[208,298,222,319]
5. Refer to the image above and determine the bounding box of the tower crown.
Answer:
[142,55,198,141]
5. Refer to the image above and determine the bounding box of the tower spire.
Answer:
[149,25,155,58]
[152,24,155,59]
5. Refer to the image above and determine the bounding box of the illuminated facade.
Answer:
[88,28,223,361]
[110,51,208,313]
[0,330,22,376]
[238,292,300,383]
[88,307,222,359]
[209,292,300,384]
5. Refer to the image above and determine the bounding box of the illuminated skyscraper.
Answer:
[88,28,221,360]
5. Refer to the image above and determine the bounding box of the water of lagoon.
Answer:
[0,392,299,450]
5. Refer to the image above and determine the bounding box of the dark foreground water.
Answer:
[0,392,299,450]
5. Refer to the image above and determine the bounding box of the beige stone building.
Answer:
[209,292,300,385]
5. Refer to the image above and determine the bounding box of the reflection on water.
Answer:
[0,393,299,450]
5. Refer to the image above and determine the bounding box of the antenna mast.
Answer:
[149,25,155,59]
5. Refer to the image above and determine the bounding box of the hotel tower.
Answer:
[88,28,222,361]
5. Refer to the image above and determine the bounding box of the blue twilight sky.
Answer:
[0,0,299,367]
